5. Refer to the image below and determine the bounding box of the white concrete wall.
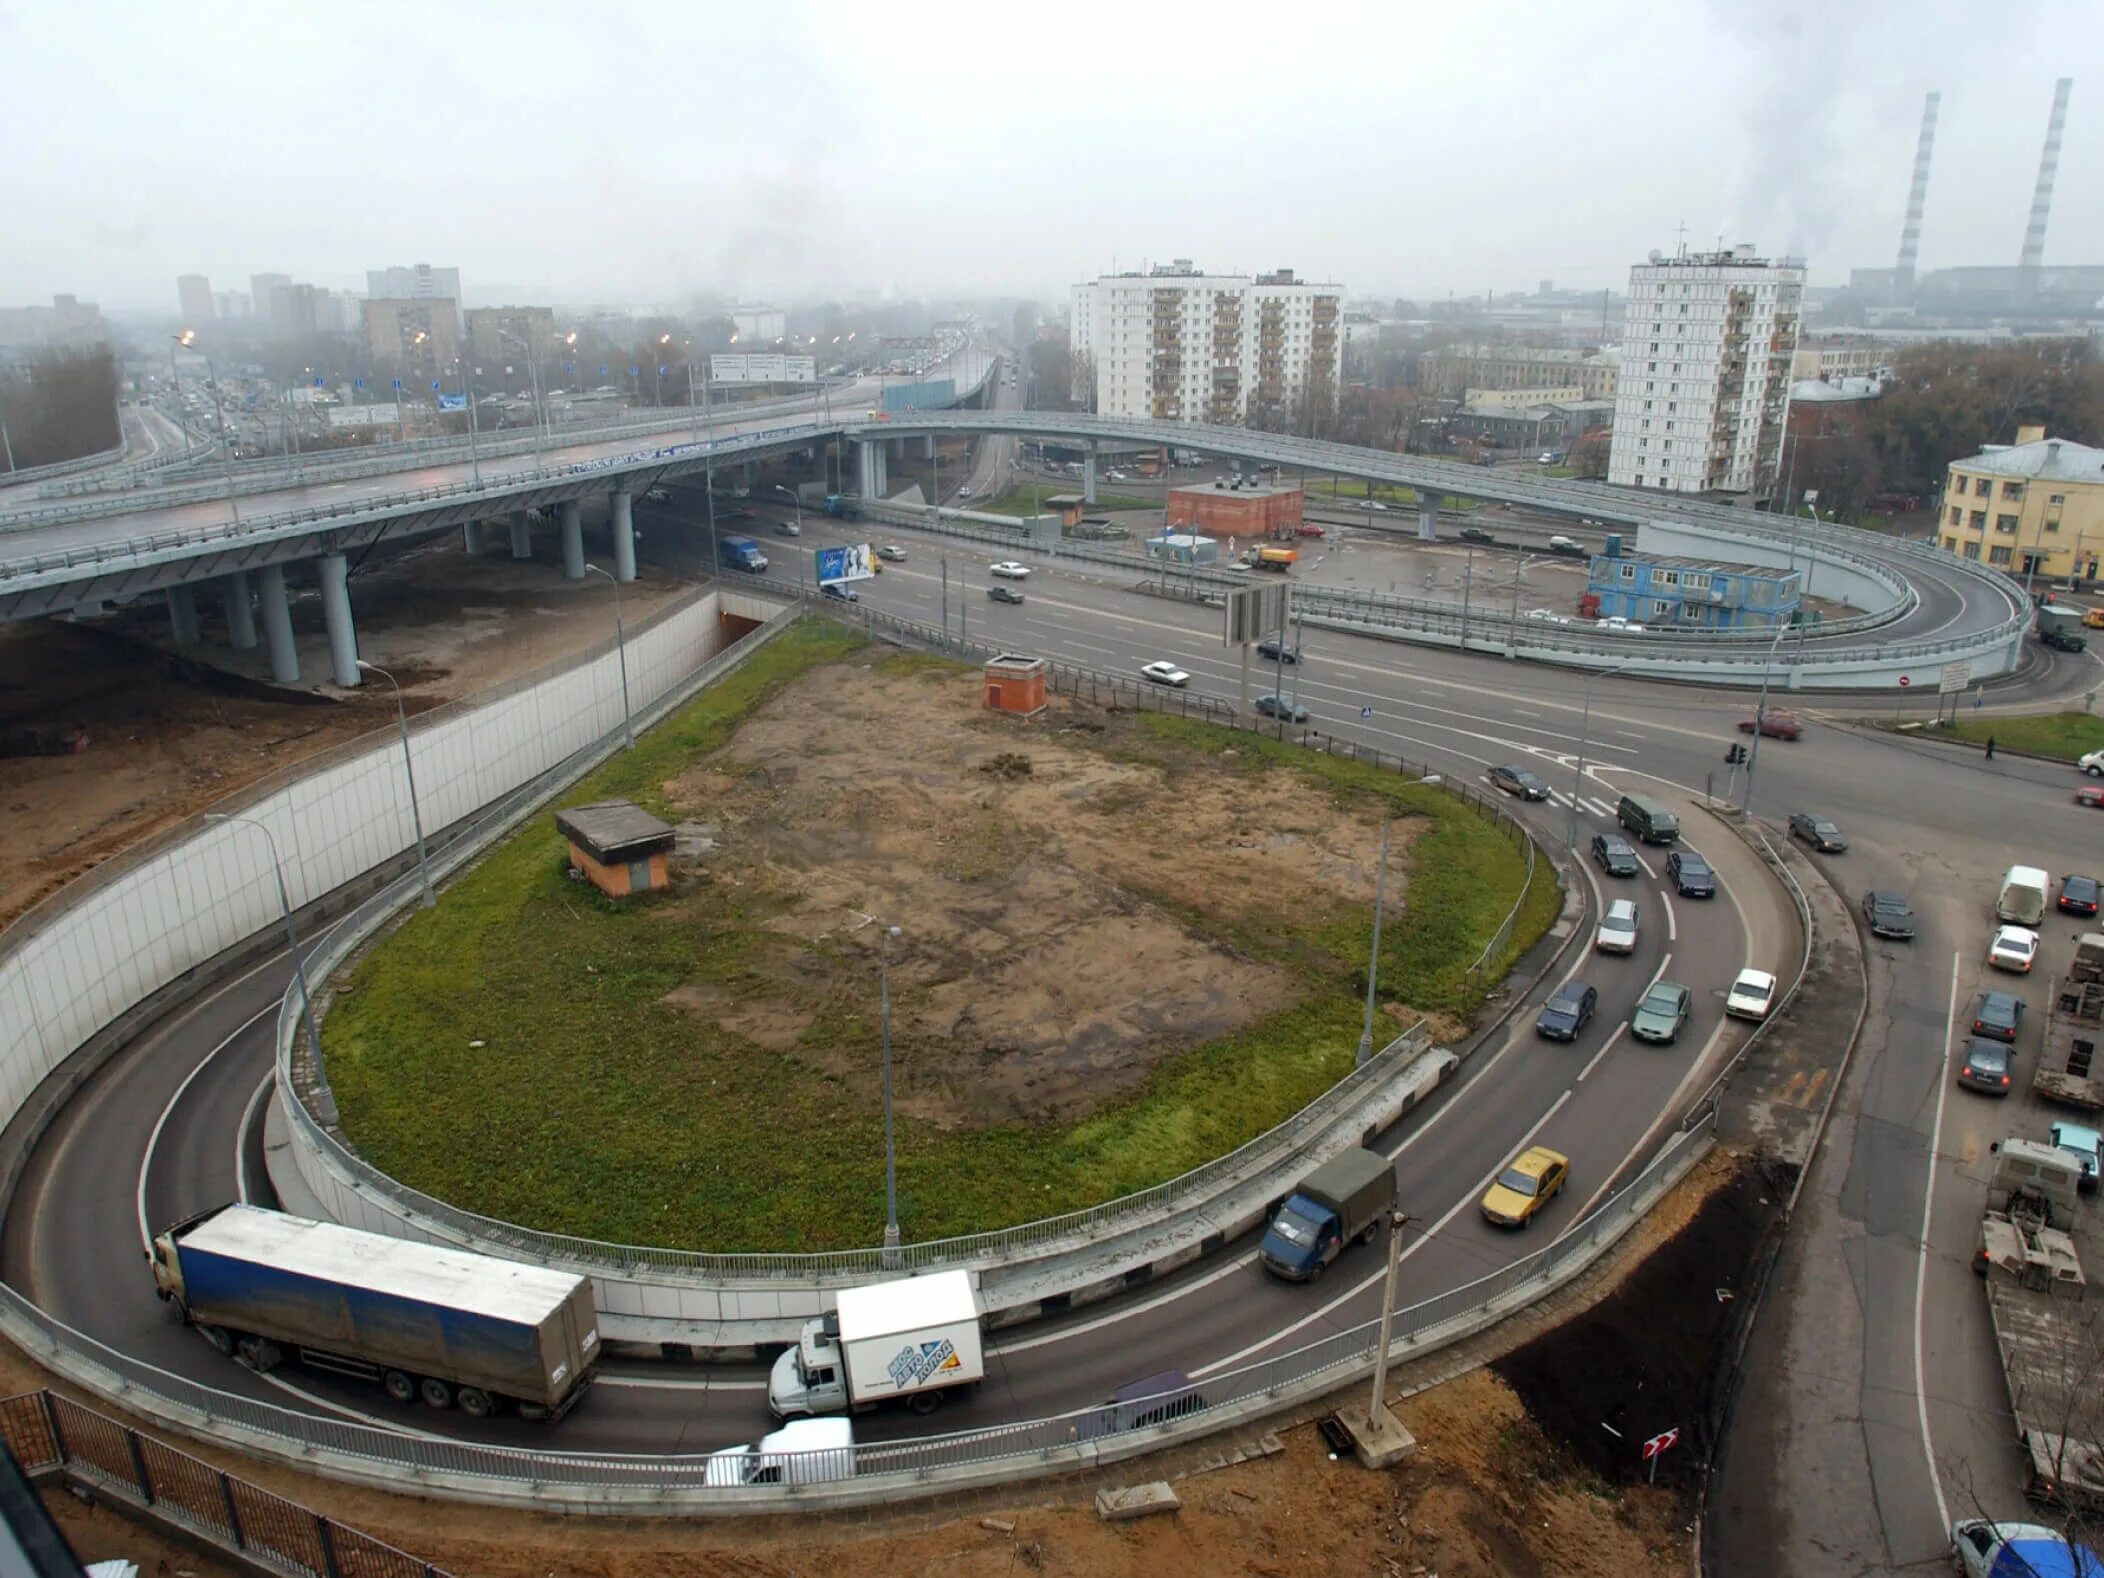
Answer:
[1635,519,1905,616]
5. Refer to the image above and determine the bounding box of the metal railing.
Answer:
[0,1112,1709,1502]
[0,1390,453,1576]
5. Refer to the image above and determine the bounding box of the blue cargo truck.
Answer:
[720,535,769,573]
[149,1204,600,1421]
[1257,1147,1397,1282]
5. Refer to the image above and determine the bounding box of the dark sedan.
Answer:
[1788,812,1847,853]
[1666,850,1716,898]
[1490,764,1550,801]
[1536,981,1598,1042]
[1591,833,1640,878]
[1972,990,2025,1043]
[2059,874,2101,917]
[1254,694,1310,723]
[987,584,1025,605]
[1255,639,1300,664]
[1861,890,1916,941]
[1957,1037,2013,1095]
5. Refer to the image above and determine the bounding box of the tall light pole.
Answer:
[1740,620,1792,818]
[355,661,434,907]
[498,328,545,470]
[775,483,803,535]
[173,332,240,526]
[582,565,634,748]
[879,923,904,1258]
[205,813,321,1068]
[1355,817,1392,1066]
[166,335,193,458]
[1504,549,1535,649]
[455,355,483,488]
[1567,662,1633,850]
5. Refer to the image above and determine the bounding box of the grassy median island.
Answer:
[1937,710,2104,762]
[322,630,1555,1251]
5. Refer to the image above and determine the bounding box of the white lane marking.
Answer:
[249,1368,461,1438]
[1632,849,1657,879]
[1577,1024,1628,1083]
[1664,894,1678,943]
[1913,957,1960,1532]
[234,1071,273,1206]
[1190,1089,1574,1380]
[136,1002,277,1252]
[1646,952,1674,993]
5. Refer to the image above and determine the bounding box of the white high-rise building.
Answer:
[1607,244,1803,496]
[366,264,463,326]
[1068,260,1342,426]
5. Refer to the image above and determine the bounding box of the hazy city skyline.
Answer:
[3,0,2099,312]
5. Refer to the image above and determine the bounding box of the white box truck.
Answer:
[767,1269,984,1419]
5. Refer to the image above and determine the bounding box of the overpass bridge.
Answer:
[0,395,2028,692]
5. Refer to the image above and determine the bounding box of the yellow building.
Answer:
[1942,425,2104,584]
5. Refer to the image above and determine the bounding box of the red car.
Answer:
[2080,786,2104,809]
[1738,713,1802,740]
[1295,524,1326,539]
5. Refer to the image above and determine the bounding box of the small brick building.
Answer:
[554,800,675,898]
[983,654,1047,717]
[1167,482,1305,540]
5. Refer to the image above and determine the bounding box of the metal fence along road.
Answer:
[0,1390,454,1576]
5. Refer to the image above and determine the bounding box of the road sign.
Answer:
[1940,660,1972,694]
[1223,584,1288,647]
[1641,1428,1679,1460]
[1897,675,1911,688]
[816,544,875,585]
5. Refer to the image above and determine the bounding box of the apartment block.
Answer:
[363,298,462,388]
[176,275,215,323]
[1422,345,1619,402]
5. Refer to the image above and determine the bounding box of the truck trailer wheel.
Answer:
[383,1371,416,1403]
[907,1390,945,1417]
[419,1377,455,1410]
[456,1387,494,1419]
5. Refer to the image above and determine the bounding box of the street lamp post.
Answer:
[455,356,483,488]
[1504,549,1534,649]
[775,483,803,535]
[166,336,192,458]
[582,564,634,748]
[1355,816,1392,1066]
[205,813,321,1069]
[356,661,435,907]
[498,329,545,470]
[879,923,904,1258]
[174,332,241,526]
[1740,620,1792,818]
[1567,663,1633,850]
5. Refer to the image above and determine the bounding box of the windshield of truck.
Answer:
[1269,1205,1321,1247]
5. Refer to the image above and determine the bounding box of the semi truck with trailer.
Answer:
[1257,1147,1398,1282]
[148,1204,600,1421]
[768,1269,984,1419]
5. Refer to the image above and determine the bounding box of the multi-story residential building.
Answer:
[1421,345,1619,402]
[1789,336,1889,382]
[1941,425,2104,583]
[1067,261,1342,426]
[465,306,558,385]
[363,298,462,389]
[176,275,215,323]
[249,274,292,330]
[366,264,463,323]
[1607,245,1804,496]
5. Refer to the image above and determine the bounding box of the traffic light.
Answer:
[1725,743,1748,765]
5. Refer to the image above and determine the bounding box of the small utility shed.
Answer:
[555,800,675,897]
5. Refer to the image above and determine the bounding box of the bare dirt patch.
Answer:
[660,660,1410,1127]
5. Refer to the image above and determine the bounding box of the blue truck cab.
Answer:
[720,535,769,573]
[1257,1147,1397,1282]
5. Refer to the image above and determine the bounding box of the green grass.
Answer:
[1302,478,1476,511]
[972,489,1159,517]
[1938,711,2104,762]
[322,637,1557,1251]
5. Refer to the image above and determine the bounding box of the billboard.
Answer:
[816,544,875,585]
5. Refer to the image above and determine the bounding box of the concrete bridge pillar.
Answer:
[856,440,888,498]
[463,520,485,555]
[166,582,201,644]
[924,436,935,460]
[1416,488,1438,541]
[509,509,532,560]
[611,492,636,583]
[317,552,360,688]
[890,437,903,460]
[222,572,257,650]
[560,499,586,580]
[1082,444,1098,505]
[742,461,755,490]
[257,565,299,684]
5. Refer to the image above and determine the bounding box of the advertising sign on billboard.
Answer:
[816,544,876,585]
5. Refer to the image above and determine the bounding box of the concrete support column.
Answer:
[856,441,877,498]
[890,437,903,460]
[317,552,360,688]
[166,582,202,644]
[611,492,637,583]
[560,499,586,580]
[1082,444,1098,505]
[221,572,257,650]
[1416,488,1438,541]
[872,443,888,496]
[463,520,485,555]
[742,461,755,489]
[257,564,298,684]
[509,509,532,560]
[924,435,935,460]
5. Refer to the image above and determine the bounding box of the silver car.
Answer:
[1594,899,1639,955]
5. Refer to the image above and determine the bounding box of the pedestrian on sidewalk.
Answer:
[1985,735,1997,761]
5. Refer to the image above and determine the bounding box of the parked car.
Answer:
[1739,713,1802,740]
[1591,833,1640,878]
[1595,899,1639,955]
[1956,1037,2014,1095]
[1536,981,1598,1041]
[1972,989,2025,1042]
[2051,1122,2104,1194]
[1140,660,1190,688]
[2058,874,2101,917]
[1459,527,1495,545]
[987,584,1025,605]
[1630,981,1693,1044]
[1788,812,1847,853]
[877,544,908,562]
[821,582,858,603]
[1479,1146,1570,1229]
[1666,850,1716,898]
[1295,524,1326,538]
[1861,890,1917,940]
[988,561,1031,579]
[1546,535,1586,557]
[1255,639,1300,664]
[1988,925,2040,974]
[1489,764,1550,801]
[1725,968,1778,1021]
[1254,694,1310,723]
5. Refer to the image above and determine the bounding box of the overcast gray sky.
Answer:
[3,0,2098,312]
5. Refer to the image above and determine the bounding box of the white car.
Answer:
[1594,899,1639,955]
[1140,661,1191,688]
[2081,748,2104,777]
[876,544,907,562]
[1724,968,1778,1021]
[988,561,1030,580]
[1989,924,2040,974]
[1598,617,1647,634]
[1547,534,1583,552]
[1366,500,1388,511]
[1524,607,1570,623]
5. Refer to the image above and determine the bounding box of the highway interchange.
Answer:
[2,372,2102,1565]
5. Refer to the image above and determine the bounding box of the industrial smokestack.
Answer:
[2020,77,2073,269]
[1894,90,1939,289]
